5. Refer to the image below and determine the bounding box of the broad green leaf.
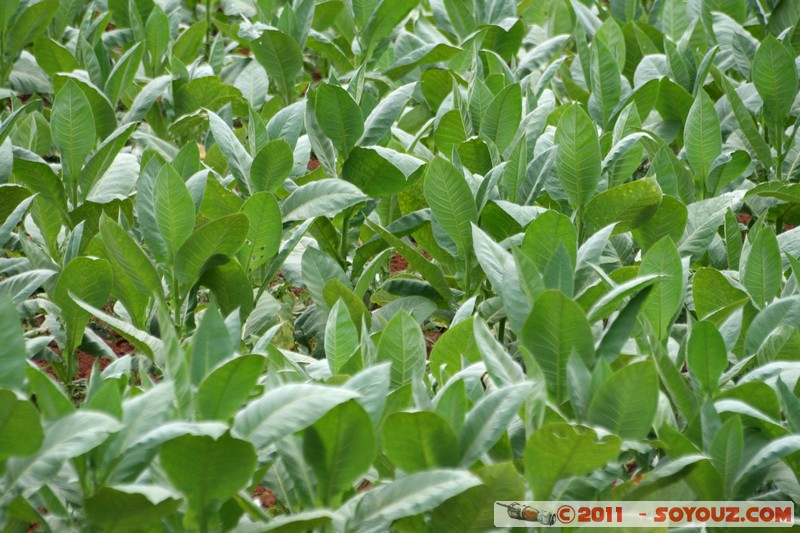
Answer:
[734,436,800,490]
[360,82,415,145]
[196,355,265,421]
[752,35,797,133]
[104,43,144,104]
[692,268,749,321]
[480,83,521,152]
[4,411,121,501]
[459,382,532,467]
[85,485,181,533]
[632,195,688,251]
[99,214,162,327]
[588,40,621,128]
[52,257,113,358]
[555,103,602,209]
[251,140,293,193]
[251,30,303,103]
[190,303,233,386]
[423,158,477,256]
[0,298,27,391]
[741,226,782,309]
[281,179,368,222]
[51,80,95,183]
[377,310,426,389]
[315,83,364,157]
[640,237,684,339]
[524,422,620,499]
[584,178,662,234]
[207,110,252,194]
[303,400,376,504]
[709,416,743,498]
[160,433,256,511]
[154,166,196,264]
[343,146,424,197]
[239,192,282,271]
[685,90,721,182]
[174,213,249,290]
[587,360,658,439]
[0,390,43,459]
[232,384,359,449]
[325,300,359,375]
[521,210,577,273]
[521,291,594,402]
[349,469,480,532]
[688,321,728,396]
[383,411,459,473]
[361,0,420,57]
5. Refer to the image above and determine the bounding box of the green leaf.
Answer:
[160,433,256,511]
[524,422,620,499]
[521,291,594,402]
[361,0,420,57]
[741,226,782,309]
[687,321,728,396]
[196,355,265,421]
[709,415,742,496]
[303,400,376,505]
[6,0,58,58]
[190,303,233,386]
[0,390,43,460]
[207,110,252,195]
[684,90,721,182]
[343,146,424,197]
[383,411,459,473]
[349,469,480,531]
[251,140,293,193]
[53,257,113,358]
[423,158,477,257]
[459,382,532,467]
[555,103,602,209]
[692,268,749,321]
[239,192,282,271]
[588,39,621,128]
[360,82,415,145]
[587,360,658,439]
[640,237,684,339]
[480,83,521,152]
[734,436,800,490]
[377,310,426,389]
[232,384,359,450]
[85,485,181,533]
[4,411,121,500]
[154,166,196,264]
[51,79,95,184]
[174,213,249,291]
[0,298,27,391]
[752,35,798,133]
[281,179,368,222]
[325,300,359,375]
[315,83,364,158]
[632,195,688,251]
[584,178,662,234]
[104,43,144,104]
[251,30,303,103]
[98,214,162,327]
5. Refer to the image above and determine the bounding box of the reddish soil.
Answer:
[423,329,442,357]
[252,486,276,509]
[307,157,320,171]
[737,212,751,225]
[389,254,408,274]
